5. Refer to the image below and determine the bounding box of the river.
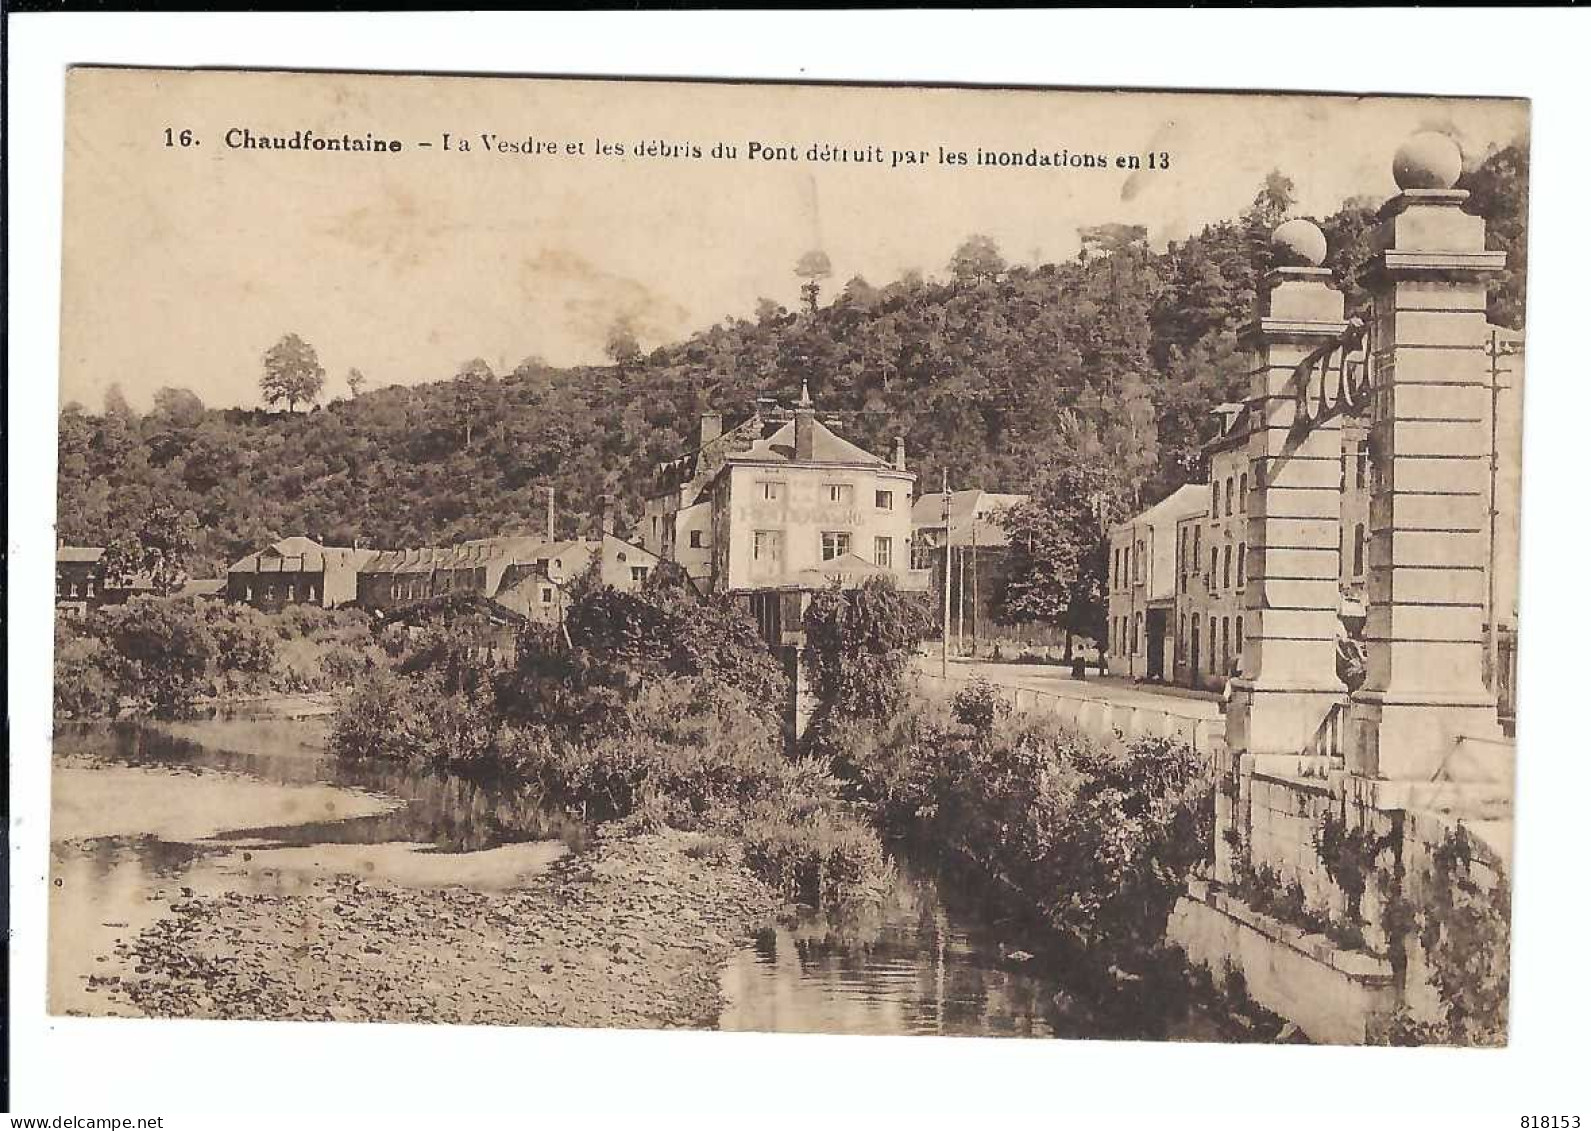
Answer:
[49,711,1233,1039]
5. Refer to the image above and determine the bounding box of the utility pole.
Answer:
[970,505,980,660]
[940,471,952,679]
[957,544,966,657]
[1482,329,1513,696]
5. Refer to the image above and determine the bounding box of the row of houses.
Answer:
[1107,324,1523,706]
[57,385,951,639]
[57,494,663,627]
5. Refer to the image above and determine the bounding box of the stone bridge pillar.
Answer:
[1226,221,1349,758]
[1348,132,1506,779]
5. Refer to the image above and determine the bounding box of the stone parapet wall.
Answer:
[913,670,1225,760]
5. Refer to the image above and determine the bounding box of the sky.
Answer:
[59,69,1528,411]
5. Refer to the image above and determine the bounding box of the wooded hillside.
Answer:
[57,145,1526,580]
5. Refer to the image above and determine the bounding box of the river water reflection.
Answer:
[52,711,1231,1039]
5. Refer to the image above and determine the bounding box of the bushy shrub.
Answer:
[741,805,893,908]
[837,690,1212,973]
[53,620,130,718]
[1044,736,1211,966]
[95,597,218,711]
[329,667,497,768]
[802,576,932,721]
[560,575,790,722]
[203,604,279,674]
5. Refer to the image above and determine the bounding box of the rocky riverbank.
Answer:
[97,830,781,1029]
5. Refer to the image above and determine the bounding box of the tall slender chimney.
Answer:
[794,379,816,462]
[893,435,907,471]
[699,411,723,448]
[545,486,556,540]
[598,494,616,537]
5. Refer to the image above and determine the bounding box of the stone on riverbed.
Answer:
[104,830,779,1030]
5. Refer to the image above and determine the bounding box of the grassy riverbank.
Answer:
[99,829,779,1028]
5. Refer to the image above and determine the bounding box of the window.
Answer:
[875,490,894,510]
[1212,481,1220,517]
[1235,616,1244,666]
[826,483,855,506]
[1237,542,1246,586]
[1225,478,1234,517]
[245,586,253,602]
[1193,526,1201,567]
[874,536,893,568]
[86,580,96,598]
[1354,523,1366,576]
[761,481,785,501]
[1133,539,1146,584]
[1132,612,1141,655]
[821,531,852,561]
[1210,547,1218,591]
[753,530,783,563]
[631,566,650,582]
[540,586,554,604]
[308,584,317,603]
[1356,442,1369,490]
[1222,617,1231,673]
[1179,614,1187,661]
[1239,473,1248,512]
[69,582,79,597]
[1209,617,1217,671]
[1222,545,1231,589]
[689,530,703,549]
[651,515,659,536]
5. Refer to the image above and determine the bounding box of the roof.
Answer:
[57,545,105,564]
[725,417,892,469]
[652,414,768,492]
[228,536,373,574]
[791,553,899,590]
[911,490,1029,546]
[1114,483,1208,536]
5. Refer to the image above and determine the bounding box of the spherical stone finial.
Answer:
[1271,218,1327,267]
[1393,130,1463,190]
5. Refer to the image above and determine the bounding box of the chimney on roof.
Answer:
[545,486,556,540]
[893,436,907,472]
[598,493,616,537]
[794,380,816,462]
[699,411,723,448]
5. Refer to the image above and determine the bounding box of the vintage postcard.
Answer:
[51,67,1526,1045]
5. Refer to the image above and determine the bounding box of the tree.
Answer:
[604,317,642,368]
[151,386,205,428]
[102,502,198,595]
[260,333,326,412]
[949,234,1006,284]
[794,249,833,314]
[453,358,494,449]
[346,367,367,398]
[1460,141,1529,329]
[103,383,136,420]
[998,460,1129,657]
[802,576,932,720]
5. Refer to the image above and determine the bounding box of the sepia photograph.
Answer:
[44,65,1528,1051]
